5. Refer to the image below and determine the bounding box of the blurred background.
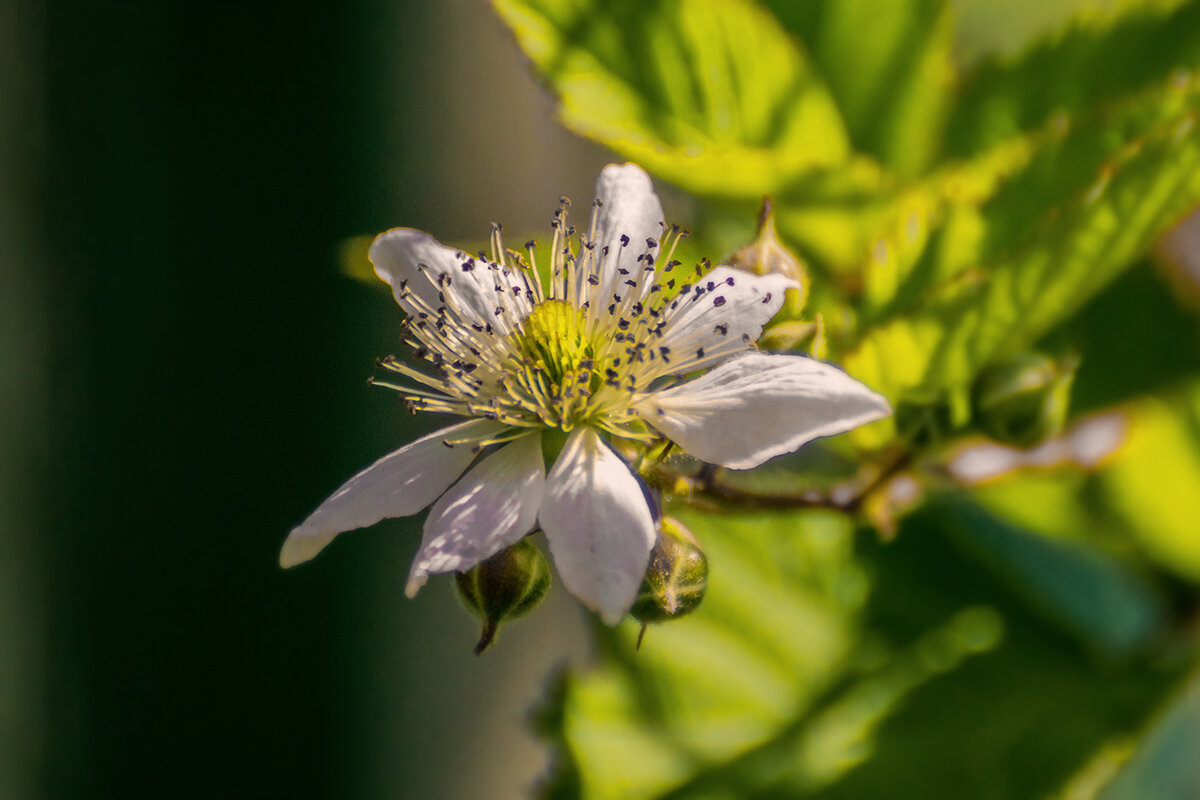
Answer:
[4,2,611,797]
[1,0,1190,798]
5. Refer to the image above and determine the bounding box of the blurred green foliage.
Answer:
[493,0,1200,797]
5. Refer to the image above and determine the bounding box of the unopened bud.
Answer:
[972,353,1076,448]
[631,518,708,629]
[894,397,956,448]
[455,537,550,655]
[727,197,809,316]
[758,312,827,359]
[757,320,816,351]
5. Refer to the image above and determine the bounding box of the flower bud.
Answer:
[727,197,809,316]
[757,320,817,351]
[455,537,550,655]
[972,352,1077,449]
[894,397,956,448]
[631,517,708,626]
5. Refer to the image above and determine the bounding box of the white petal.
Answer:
[539,427,656,625]
[588,164,665,309]
[369,228,521,330]
[637,353,891,470]
[656,266,798,372]
[405,432,545,597]
[280,418,507,567]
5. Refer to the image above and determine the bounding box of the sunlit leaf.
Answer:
[1102,382,1200,582]
[846,91,1200,432]
[764,0,954,177]
[539,503,1177,799]
[945,0,1200,158]
[767,159,899,277]
[862,72,1200,323]
[492,0,850,199]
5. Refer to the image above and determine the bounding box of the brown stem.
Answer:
[842,450,913,513]
[698,480,843,510]
[675,449,914,514]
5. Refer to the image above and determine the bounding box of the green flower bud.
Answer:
[727,197,809,317]
[455,537,550,655]
[756,319,817,352]
[894,397,956,449]
[972,352,1077,449]
[631,517,708,627]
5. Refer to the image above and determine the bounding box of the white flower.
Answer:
[281,164,890,624]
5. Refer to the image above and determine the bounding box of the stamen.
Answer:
[489,221,504,266]
[522,240,547,304]
[472,429,539,450]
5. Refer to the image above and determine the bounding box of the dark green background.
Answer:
[21,2,609,797]
[40,2,396,796]
[26,1,505,796]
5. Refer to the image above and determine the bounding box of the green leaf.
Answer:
[945,0,1200,158]
[539,503,1179,799]
[1044,263,1200,415]
[1097,669,1200,800]
[764,0,955,177]
[845,89,1200,422]
[1101,382,1200,582]
[804,507,1174,800]
[491,0,850,199]
[554,508,865,799]
[951,380,1200,588]
[753,158,895,276]
[861,71,1200,321]
[933,496,1165,660]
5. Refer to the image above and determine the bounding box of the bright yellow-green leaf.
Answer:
[946,0,1200,157]
[764,0,955,177]
[1103,384,1200,581]
[862,71,1200,323]
[560,507,862,799]
[846,91,1200,422]
[768,157,898,276]
[539,502,1176,799]
[492,0,850,199]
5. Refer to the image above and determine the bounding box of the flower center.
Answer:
[518,301,592,382]
[508,300,604,429]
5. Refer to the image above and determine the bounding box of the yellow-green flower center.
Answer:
[508,300,604,429]
[519,301,591,382]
